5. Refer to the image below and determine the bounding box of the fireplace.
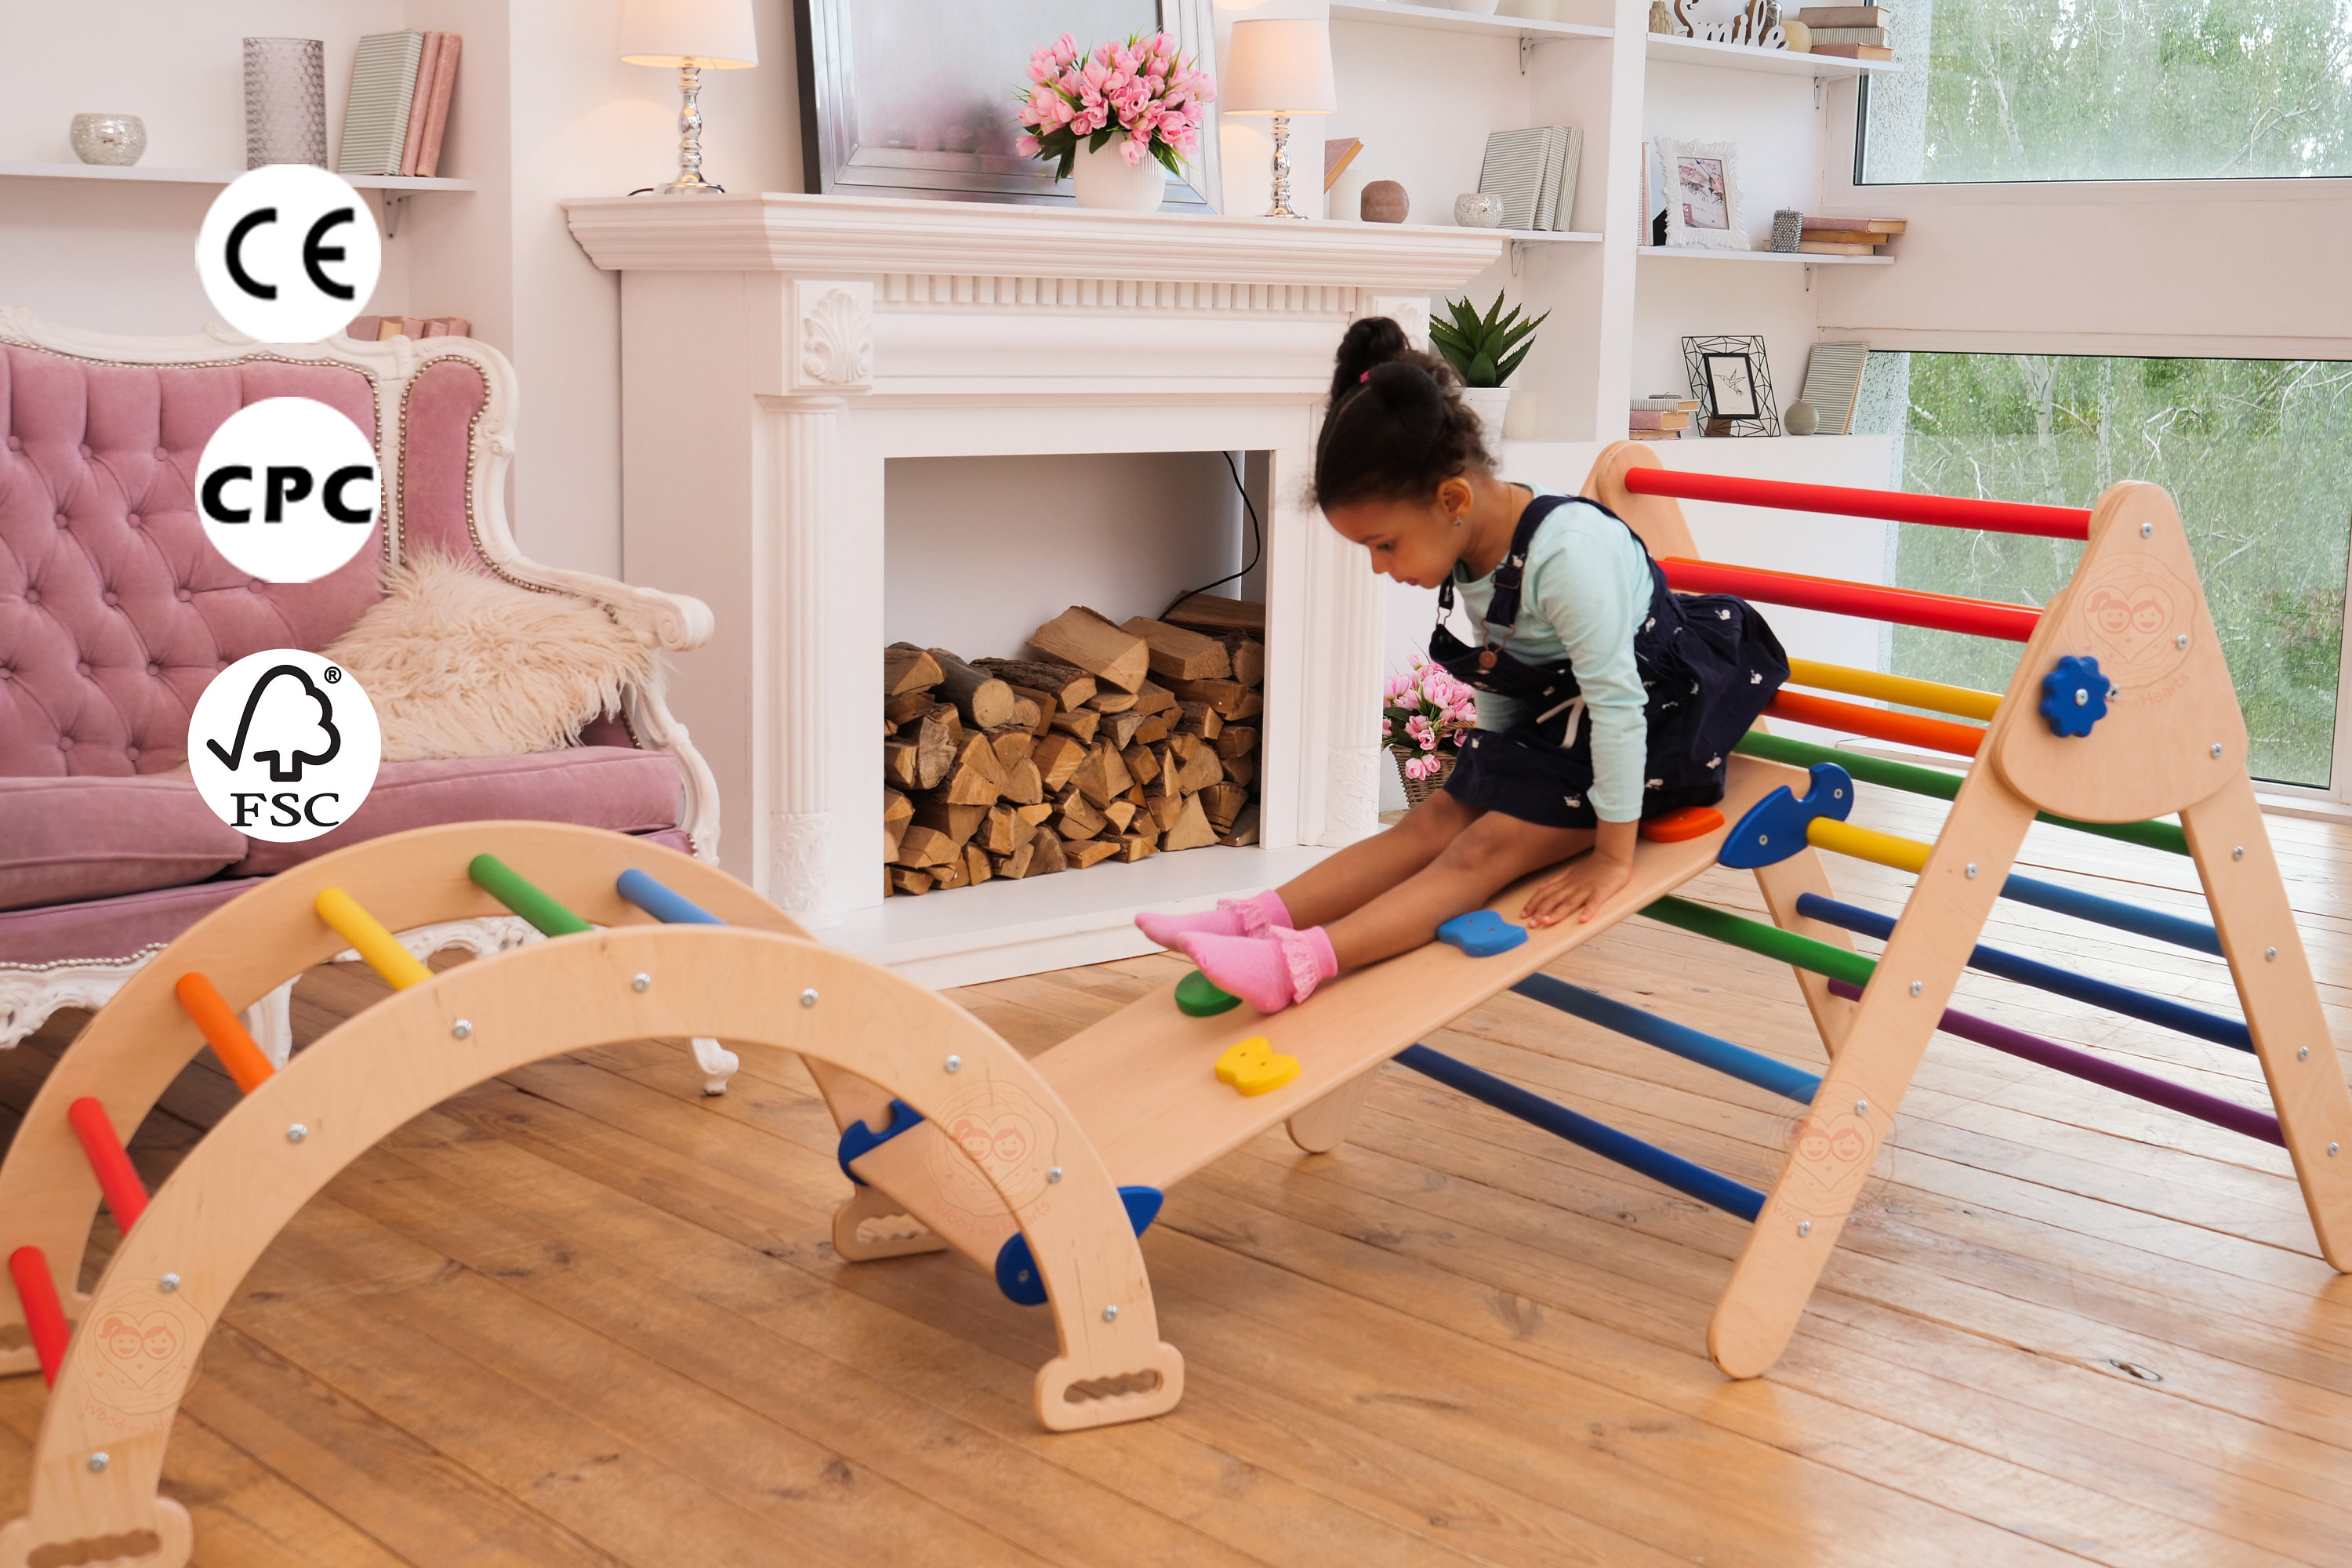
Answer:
[568,193,1501,984]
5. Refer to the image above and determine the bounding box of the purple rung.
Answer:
[1825,979,2283,1147]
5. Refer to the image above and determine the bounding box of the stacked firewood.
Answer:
[882,603,1265,895]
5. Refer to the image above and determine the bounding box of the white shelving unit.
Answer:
[0,162,477,191]
[1642,34,1900,77]
[1638,245,1892,265]
[1327,2,1613,42]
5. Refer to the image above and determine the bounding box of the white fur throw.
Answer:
[325,552,653,761]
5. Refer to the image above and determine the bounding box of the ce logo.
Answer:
[195,165,381,343]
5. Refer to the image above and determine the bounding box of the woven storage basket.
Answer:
[1391,748,1457,808]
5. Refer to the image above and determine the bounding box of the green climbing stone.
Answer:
[1175,970,1241,1017]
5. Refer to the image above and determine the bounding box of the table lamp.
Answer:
[619,0,759,194]
[1221,19,1338,220]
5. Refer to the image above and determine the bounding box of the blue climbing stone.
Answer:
[1719,762,1855,870]
[1437,909,1528,957]
[2038,654,2111,738]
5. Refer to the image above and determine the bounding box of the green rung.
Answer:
[1175,971,1240,1017]
[469,853,594,937]
[1734,731,2190,857]
[1642,895,1878,988]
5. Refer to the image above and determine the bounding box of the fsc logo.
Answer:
[187,650,381,842]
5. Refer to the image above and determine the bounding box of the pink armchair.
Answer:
[0,309,724,1073]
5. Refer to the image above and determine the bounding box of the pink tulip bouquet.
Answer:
[1015,31,1214,178]
[1383,660,1480,782]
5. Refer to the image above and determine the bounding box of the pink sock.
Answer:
[1175,926,1338,1014]
[1135,888,1292,950]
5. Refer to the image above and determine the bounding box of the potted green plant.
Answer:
[1430,290,1548,451]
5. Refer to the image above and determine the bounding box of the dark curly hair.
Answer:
[1309,316,1493,510]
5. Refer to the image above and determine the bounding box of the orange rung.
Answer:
[1764,690,1987,759]
[6,1247,70,1387]
[175,971,277,1094]
[67,1098,148,1232]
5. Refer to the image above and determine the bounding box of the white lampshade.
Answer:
[1221,19,1337,116]
[619,0,759,68]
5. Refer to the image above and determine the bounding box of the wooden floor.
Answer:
[7,787,2352,1566]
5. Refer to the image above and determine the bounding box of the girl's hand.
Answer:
[1521,820,1639,927]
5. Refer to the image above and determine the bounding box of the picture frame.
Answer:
[1655,137,1747,251]
[796,0,1222,211]
[1682,335,1780,436]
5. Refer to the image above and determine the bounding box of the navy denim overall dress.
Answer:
[1432,493,1789,829]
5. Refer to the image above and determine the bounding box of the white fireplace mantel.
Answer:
[567,191,1501,985]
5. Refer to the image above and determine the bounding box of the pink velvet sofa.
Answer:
[0,309,722,1064]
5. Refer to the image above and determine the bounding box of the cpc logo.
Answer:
[195,165,380,343]
[196,397,380,583]
[189,649,381,843]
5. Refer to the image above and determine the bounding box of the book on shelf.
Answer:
[1627,428,1684,441]
[1806,42,1895,57]
[412,33,462,177]
[1797,228,1889,245]
[344,315,472,340]
[1629,409,1692,431]
[1795,5,1889,24]
[1632,395,1700,412]
[397,33,441,176]
[1805,216,1906,233]
[339,31,424,176]
[1798,240,1880,255]
[1798,343,1870,435]
[1324,137,1363,193]
[1804,25,1889,42]
[1479,125,1581,232]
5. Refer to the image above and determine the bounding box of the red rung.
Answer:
[175,971,276,1094]
[1765,691,1986,758]
[1661,558,2042,641]
[1622,466,2093,541]
[67,1098,148,1232]
[7,1247,70,1387]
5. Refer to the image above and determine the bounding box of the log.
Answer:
[1000,757,1045,806]
[1084,689,1139,714]
[1160,594,1265,635]
[907,704,961,789]
[979,804,1023,855]
[1102,799,1139,834]
[964,844,993,886]
[1199,782,1248,832]
[978,659,1097,711]
[1223,750,1257,789]
[992,834,1038,880]
[1165,677,1250,720]
[1176,702,1223,740]
[1070,741,1135,808]
[1050,707,1102,744]
[1236,688,1265,720]
[1226,637,1265,688]
[883,786,914,832]
[1052,786,1107,839]
[1176,739,1224,794]
[884,688,938,726]
[953,731,1007,788]
[1068,840,1120,869]
[1114,833,1157,862]
[1120,742,1161,789]
[942,765,1001,807]
[891,825,956,869]
[912,796,989,848]
[1013,800,1055,827]
[1214,724,1258,760]
[930,855,971,891]
[927,648,1017,731]
[1144,742,1180,798]
[1102,710,1147,750]
[1160,793,1219,851]
[889,867,933,895]
[1030,606,1149,693]
[988,727,1036,770]
[1120,616,1231,682]
[1218,803,1261,847]
[1123,781,1149,809]
[1029,826,1068,875]
[1144,790,1185,834]
[883,739,919,791]
[1032,733,1088,793]
[883,824,904,865]
[1130,712,1174,746]
[1005,685,1059,735]
[1134,680,1178,715]
[884,642,944,696]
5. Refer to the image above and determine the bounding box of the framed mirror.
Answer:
[796,0,1222,210]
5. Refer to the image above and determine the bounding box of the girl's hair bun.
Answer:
[1312,317,1494,510]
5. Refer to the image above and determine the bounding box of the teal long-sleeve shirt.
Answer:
[1449,495,1652,822]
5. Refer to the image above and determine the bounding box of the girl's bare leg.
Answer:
[1327,813,1593,968]
[1274,790,1482,930]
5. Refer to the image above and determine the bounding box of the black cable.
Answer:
[1161,450,1265,622]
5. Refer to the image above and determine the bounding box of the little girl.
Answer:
[1135,316,1789,1014]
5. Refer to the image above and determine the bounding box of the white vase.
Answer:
[1461,385,1514,452]
[1070,141,1167,212]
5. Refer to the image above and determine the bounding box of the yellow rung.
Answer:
[1785,658,2002,722]
[315,887,434,990]
[1808,818,1933,875]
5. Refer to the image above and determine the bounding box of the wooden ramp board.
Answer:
[848,753,1805,1271]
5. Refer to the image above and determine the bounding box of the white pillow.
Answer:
[325,551,655,761]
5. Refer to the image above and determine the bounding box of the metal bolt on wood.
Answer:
[2140,521,2154,536]
[945,1054,962,1073]
[158,1273,180,1293]
[800,988,819,1007]
[1102,1305,1119,1322]
[2176,633,2190,649]
[451,1019,472,1039]
[2212,743,2224,758]
[1908,981,1923,996]
[1965,863,1977,877]
[87,1453,107,1473]
[631,973,651,993]
[1855,1098,1868,1115]
[286,1123,307,1143]
[2234,846,2245,860]
[2267,947,2278,961]
[1047,1167,1063,1183]
[1798,1221,1812,1236]
[2299,1047,2310,1060]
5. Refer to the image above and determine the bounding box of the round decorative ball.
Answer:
[1782,18,1813,49]
[1361,180,1410,224]
[71,114,147,167]
[1454,192,1504,229]
[1784,398,1820,436]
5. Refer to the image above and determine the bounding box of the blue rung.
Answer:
[1394,1044,1765,1221]
[1795,892,2253,1053]
[616,868,725,927]
[1997,871,2223,956]
[1511,974,1822,1105]
[995,1186,1163,1305]
[837,1099,924,1186]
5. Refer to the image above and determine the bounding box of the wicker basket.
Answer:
[1391,748,1457,808]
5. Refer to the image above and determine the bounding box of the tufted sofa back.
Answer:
[0,338,493,779]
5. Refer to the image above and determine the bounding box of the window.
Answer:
[1875,353,2352,787]
[1858,0,2352,183]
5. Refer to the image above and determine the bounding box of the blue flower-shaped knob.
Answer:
[2039,654,2111,738]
